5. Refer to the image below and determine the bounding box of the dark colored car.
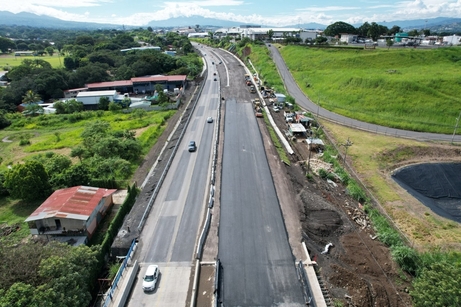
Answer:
[188,141,197,152]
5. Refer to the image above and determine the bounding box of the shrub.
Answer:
[346,180,367,203]
[391,245,420,276]
[19,138,30,146]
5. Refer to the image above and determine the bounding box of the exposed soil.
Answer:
[261,107,413,307]
[133,79,415,306]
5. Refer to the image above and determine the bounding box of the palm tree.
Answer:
[22,90,41,104]
[22,90,43,116]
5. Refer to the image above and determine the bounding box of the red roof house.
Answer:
[26,186,116,244]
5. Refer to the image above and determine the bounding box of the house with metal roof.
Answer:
[25,186,117,245]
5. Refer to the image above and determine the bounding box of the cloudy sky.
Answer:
[2,0,461,26]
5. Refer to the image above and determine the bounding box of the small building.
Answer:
[300,31,318,42]
[76,90,117,109]
[131,75,186,95]
[25,186,117,245]
[87,80,133,93]
[296,114,314,128]
[275,93,286,103]
[64,87,88,99]
[306,138,325,152]
[288,123,307,138]
[340,33,358,44]
[120,46,161,53]
[443,35,461,45]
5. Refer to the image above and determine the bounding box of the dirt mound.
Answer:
[302,209,342,238]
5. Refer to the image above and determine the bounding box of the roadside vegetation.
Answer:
[234,40,461,306]
[280,45,461,134]
[0,26,200,306]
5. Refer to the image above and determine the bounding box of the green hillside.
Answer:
[279,46,461,134]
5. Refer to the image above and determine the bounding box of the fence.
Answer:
[102,239,137,307]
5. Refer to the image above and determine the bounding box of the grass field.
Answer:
[0,108,175,243]
[0,54,63,70]
[278,45,461,134]
[322,120,461,248]
[245,43,461,249]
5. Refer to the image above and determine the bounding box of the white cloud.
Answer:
[296,6,360,12]
[2,0,461,27]
[163,0,244,6]
[2,0,110,10]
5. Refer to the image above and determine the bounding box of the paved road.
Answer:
[126,57,220,307]
[267,44,461,143]
[214,48,305,306]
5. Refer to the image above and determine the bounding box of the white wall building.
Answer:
[443,35,461,45]
[77,90,116,106]
[214,26,318,41]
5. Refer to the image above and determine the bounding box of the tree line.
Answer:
[0,28,202,111]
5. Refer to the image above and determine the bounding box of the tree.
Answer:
[53,99,84,114]
[0,37,16,53]
[45,46,54,56]
[0,282,35,307]
[267,29,274,41]
[32,153,72,189]
[98,96,110,110]
[357,22,371,37]
[155,84,168,104]
[386,38,394,49]
[314,36,328,45]
[408,29,420,37]
[22,90,41,104]
[367,22,383,41]
[388,25,401,36]
[4,160,51,200]
[63,56,79,70]
[324,21,357,37]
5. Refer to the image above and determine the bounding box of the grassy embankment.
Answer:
[281,46,461,134]
[246,43,461,247]
[0,109,175,243]
[0,54,63,69]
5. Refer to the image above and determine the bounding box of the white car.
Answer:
[142,265,159,292]
[207,117,213,123]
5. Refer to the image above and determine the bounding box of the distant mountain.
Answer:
[0,11,121,29]
[147,16,244,29]
[368,17,461,31]
[0,11,460,33]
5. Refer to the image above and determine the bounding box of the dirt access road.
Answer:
[132,61,412,306]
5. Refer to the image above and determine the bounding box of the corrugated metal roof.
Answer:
[86,80,133,89]
[131,75,186,82]
[25,186,116,222]
[289,123,307,133]
[77,90,117,97]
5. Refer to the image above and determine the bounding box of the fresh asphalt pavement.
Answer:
[127,60,220,307]
[218,92,305,304]
[267,44,461,143]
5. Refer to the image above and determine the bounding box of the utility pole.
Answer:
[341,137,353,164]
[452,111,461,143]
[307,136,313,174]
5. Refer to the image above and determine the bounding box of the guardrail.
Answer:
[137,77,207,232]
[297,260,316,307]
[102,239,138,307]
[214,259,221,307]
